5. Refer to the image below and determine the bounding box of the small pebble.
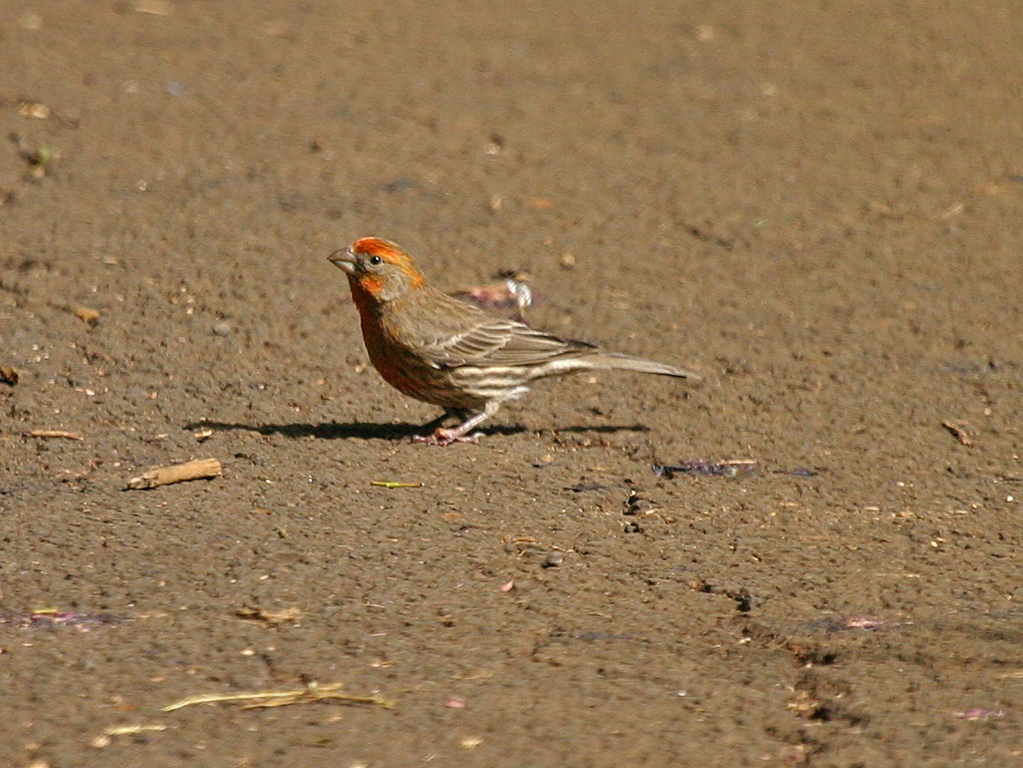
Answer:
[75,306,101,325]
[625,492,657,515]
[542,551,564,568]
[212,321,232,336]
[90,734,112,749]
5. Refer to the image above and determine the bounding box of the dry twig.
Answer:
[236,606,301,625]
[942,420,973,446]
[23,429,83,440]
[91,723,167,747]
[162,682,393,712]
[126,458,222,490]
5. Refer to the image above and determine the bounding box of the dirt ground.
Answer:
[2,1,1022,766]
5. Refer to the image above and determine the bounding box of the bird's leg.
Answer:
[413,404,496,446]
[417,408,463,433]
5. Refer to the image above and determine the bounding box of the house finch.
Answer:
[328,237,699,445]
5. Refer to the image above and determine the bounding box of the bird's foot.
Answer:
[411,427,482,446]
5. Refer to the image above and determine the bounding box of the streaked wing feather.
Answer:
[426,317,593,367]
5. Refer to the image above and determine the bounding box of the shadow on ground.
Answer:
[188,420,651,441]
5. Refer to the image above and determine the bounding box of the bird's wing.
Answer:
[425,316,595,368]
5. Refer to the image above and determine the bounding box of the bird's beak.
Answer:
[327,246,357,274]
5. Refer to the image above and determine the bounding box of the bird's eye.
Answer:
[369,255,383,265]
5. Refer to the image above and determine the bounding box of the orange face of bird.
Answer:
[328,237,426,303]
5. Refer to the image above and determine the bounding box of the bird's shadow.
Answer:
[187,420,650,441]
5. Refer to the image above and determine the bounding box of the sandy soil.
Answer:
[2,1,1023,766]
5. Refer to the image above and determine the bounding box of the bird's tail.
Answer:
[594,352,701,380]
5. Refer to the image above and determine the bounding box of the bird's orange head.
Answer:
[328,237,427,303]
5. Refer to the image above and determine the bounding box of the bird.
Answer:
[328,237,699,445]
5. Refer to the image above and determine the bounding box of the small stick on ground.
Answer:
[942,420,973,446]
[104,723,167,737]
[24,429,84,440]
[91,723,167,748]
[126,458,222,490]
[236,605,301,625]
[162,682,394,712]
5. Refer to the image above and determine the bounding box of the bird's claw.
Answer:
[411,428,481,446]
